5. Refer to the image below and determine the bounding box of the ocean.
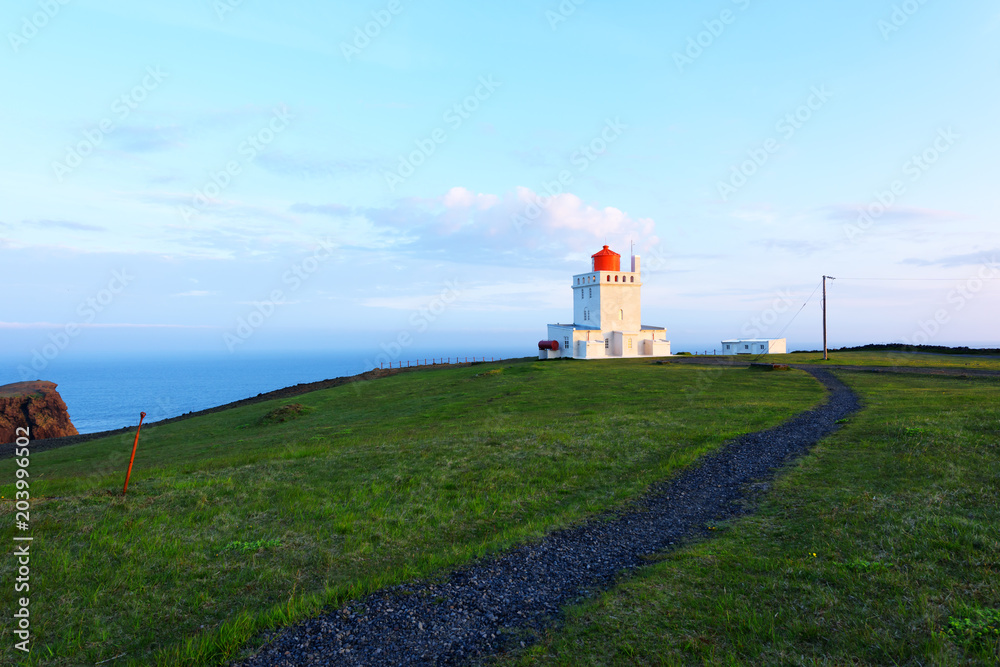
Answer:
[2,348,527,435]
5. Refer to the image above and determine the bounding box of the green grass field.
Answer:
[0,359,824,666]
[510,371,1000,665]
[739,350,1000,371]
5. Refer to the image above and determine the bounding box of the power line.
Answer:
[747,280,822,363]
[774,280,822,340]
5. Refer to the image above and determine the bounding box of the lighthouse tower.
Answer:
[540,245,671,359]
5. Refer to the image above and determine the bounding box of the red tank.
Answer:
[538,340,560,351]
[591,245,621,272]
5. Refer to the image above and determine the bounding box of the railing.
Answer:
[379,356,509,370]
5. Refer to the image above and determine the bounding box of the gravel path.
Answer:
[233,368,860,666]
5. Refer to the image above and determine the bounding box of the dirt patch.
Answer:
[258,403,311,425]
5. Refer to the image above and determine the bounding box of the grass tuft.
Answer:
[945,608,1000,646]
[220,539,281,554]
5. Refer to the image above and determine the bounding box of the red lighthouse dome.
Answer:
[591,245,621,272]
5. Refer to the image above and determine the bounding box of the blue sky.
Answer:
[2,0,998,368]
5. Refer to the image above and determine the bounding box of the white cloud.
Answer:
[362,280,564,312]
[441,186,500,210]
[353,186,661,263]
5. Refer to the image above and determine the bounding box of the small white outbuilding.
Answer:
[721,338,787,355]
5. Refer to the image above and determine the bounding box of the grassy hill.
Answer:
[743,350,1000,371]
[511,370,1000,665]
[0,359,824,666]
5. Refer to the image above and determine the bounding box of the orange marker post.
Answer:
[122,412,146,496]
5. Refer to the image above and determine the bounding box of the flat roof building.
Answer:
[721,338,787,355]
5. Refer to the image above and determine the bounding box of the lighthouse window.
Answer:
[588,287,592,298]
[630,276,634,283]
[615,275,618,282]
[564,337,570,350]
[606,276,610,282]
[628,338,632,350]
[604,338,609,349]
[581,290,584,299]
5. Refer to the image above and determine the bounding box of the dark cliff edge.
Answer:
[0,381,79,445]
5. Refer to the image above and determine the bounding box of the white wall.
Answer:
[597,273,642,332]
[572,272,601,326]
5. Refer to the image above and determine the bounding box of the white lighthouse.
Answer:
[539,245,671,359]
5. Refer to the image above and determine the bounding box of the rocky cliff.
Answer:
[0,381,78,444]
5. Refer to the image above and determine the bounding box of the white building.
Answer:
[720,338,787,355]
[540,245,671,360]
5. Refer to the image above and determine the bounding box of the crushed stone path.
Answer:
[233,369,860,666]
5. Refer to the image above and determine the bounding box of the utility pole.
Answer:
[823,275,836,360]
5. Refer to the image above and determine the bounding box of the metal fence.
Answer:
[379,356,512,370]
